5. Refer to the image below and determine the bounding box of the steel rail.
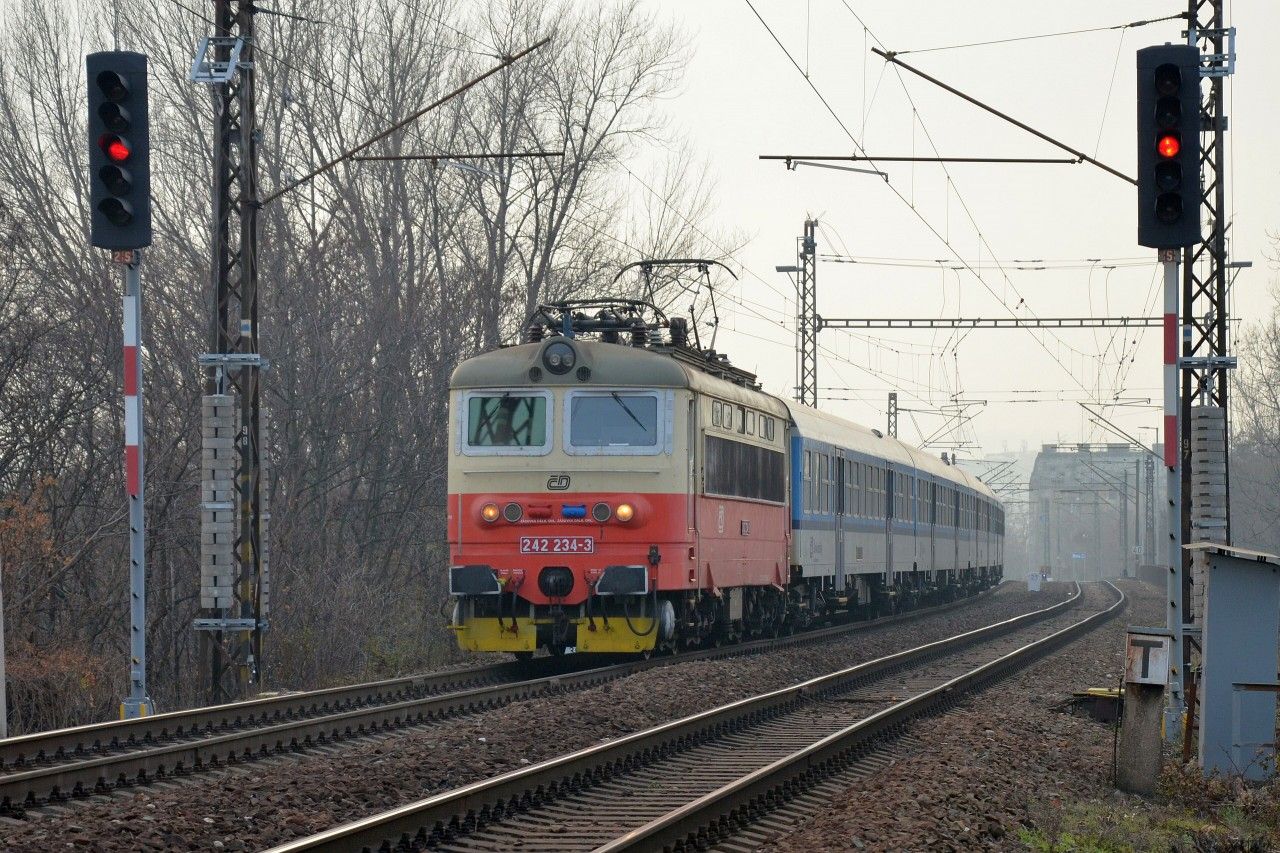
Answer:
[0,584,1001,813]
[262,583,1087,853]
[598,581,1125,852]
[0,661,523,771]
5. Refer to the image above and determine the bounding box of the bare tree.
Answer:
[1230,281,1280,553]
[0,0,728,729]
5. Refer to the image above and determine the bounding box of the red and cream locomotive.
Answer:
[447,300,1003,656]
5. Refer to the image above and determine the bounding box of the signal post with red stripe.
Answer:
[117,248,152,718]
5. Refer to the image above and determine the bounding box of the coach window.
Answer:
[855,463,864,516]
[463,390,551,455]
[814,450,824,512]
[803,450,814,511]
[712,401,722,427]
[816,453,825,510]
[850,461,859,516]
[862,464,870,516]
[814,455,823,513]
[813,452,823,510]
[843,460,853,516]
[565,390,667,455]
[825,455,835,514]
[828,456,838,513]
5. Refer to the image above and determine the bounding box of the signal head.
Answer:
[1138,45,1200,248]
[87,51,150,250]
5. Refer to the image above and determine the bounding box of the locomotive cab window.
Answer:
[462,391,551,455]
[564,390,670,455]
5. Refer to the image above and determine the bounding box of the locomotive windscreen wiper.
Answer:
[610,392,649,433]
[473,391,512,443]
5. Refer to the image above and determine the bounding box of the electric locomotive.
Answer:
[446,299,1003,657]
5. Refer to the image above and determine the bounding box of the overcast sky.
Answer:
[638,0,1277,461]
[10,0,1274,463]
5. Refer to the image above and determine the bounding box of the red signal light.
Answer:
[1157,134,1180,159]
[99,133,130,163]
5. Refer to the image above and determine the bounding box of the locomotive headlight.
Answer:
[480,503,501,523]
[542,341,576,375]
[615,502,635,523]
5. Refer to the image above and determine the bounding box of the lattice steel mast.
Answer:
[190,0,267,704]
[1182,2,1235,623]
[796,219,818,406]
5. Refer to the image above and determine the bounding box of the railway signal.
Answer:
[1136,45,1200,249]
[87,51,151,250]
[87,50,156,718]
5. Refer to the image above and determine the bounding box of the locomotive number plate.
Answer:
[520,536,595,554]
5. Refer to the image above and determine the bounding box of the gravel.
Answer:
[760,579,1160,853]
[1,582,1075,851]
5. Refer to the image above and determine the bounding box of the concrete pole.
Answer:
[1134,459,1142,574]
[1122,469,1129,578]
[1093,496,1102,581]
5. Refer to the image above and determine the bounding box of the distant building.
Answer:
[1028,443,1162,581]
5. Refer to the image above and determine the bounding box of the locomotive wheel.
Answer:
[513,651,534,663]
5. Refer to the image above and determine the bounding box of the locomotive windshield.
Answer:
[569,392,658,447]
[467,394,548,447]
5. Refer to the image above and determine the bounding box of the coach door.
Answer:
[954,491,961,572]
[928,480,937,576]
[834,450,847,595]
[884,465,894,586]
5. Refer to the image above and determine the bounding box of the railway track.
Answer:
[0,583,1004,815]
[264,581,1121,853]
